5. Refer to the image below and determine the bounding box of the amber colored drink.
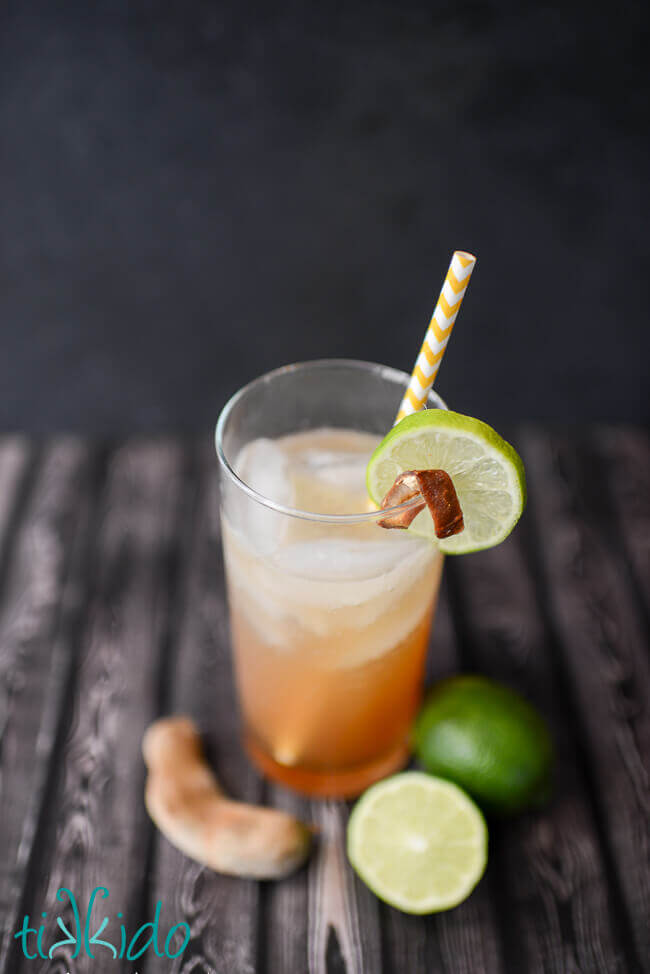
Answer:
[221,428,444,797]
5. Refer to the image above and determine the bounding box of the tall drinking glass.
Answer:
[216,360,446,797]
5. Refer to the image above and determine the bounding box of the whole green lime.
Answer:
[413,675,553,814]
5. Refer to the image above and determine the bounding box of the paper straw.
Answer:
[394,251,476,424]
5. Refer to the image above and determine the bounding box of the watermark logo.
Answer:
[14,886,190,962]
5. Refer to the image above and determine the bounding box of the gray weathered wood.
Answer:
[382,582,505,974]
[267,779,383,972]
[8,442,188,974]
[522,429,650,967]
[0,437,31,555]
[0,430,647,974]
[451,531,626,972]
[597,426,650,616]
[264,784,311,972]
[307,800,383,974]
[145,444,261,974]
[0,440,92,969]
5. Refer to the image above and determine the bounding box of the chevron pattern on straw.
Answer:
[395,251,476,424]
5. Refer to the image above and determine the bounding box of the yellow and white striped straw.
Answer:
[395,250,476,424]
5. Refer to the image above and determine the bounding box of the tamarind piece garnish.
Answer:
[378,469,464,538]
[143,717,312,880]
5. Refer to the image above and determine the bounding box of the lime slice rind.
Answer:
[347,772,487,914]
[366,410,526,554]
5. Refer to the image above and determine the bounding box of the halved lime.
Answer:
[366,410,526,553]
[347,772,487,914]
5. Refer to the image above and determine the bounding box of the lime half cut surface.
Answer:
[347,772,487,914]
[366,410,526,553]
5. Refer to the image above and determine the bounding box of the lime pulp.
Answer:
[366,409,526,554]
[347,771,487,914]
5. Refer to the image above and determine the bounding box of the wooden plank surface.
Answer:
[597,426,650,616]
[5,442,188,974]
[0,430,647,974]
[449,532,627,973]
[0,437,31,554]
[381,584,505,974]
[145,443,262,974]
[0,440,93,966]
[522,429,650,968]
[264,784,312,972]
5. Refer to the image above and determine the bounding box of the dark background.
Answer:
[1,0,647,432]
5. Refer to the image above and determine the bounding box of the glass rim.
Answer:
[214,358,448,524]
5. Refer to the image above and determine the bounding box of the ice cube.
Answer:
[294,449,368,491]
[273,535,423,583]
[232,438,294,553]
[236,438,294,506]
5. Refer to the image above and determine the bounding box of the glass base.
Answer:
[244,731,411,798]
